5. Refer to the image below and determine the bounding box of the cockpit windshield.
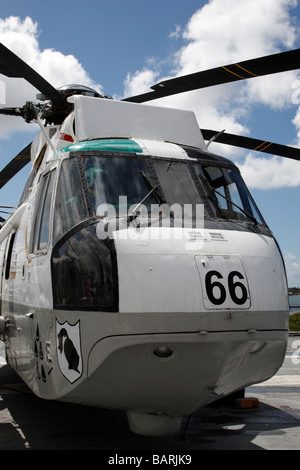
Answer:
[53,153,265,244]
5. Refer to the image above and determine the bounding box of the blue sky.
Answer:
[0,0,300,287]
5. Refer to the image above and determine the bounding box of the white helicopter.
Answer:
[0,43,299,436]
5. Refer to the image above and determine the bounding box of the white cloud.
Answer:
[123,0,300,189]
[285,251,297,261]
[291,105,300,147]
[236,153,300,189]
[0,16,103,138]
[179,0,297,73]
[174,0,299,119]
[284,251,300,287]
[123,68,159,99]
[169,25,181,39]
[0,17,103,90]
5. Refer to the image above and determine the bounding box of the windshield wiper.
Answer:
[127,172,167,225]
[139,171,166,204]
[127,186,158,223]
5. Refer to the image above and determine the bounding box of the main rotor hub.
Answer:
[56,84,108,99]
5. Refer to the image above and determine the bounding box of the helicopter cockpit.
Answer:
[32,142,267,312]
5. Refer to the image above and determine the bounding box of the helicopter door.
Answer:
[0,231,16,343]
[4,232,16,282]
[31,170,56,254]
[1,231,16,308]
[0,236,9,314]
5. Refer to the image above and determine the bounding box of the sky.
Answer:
[0,0,299,287]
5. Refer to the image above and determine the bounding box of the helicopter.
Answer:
[0,42,299,436]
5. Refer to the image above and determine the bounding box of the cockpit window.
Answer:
[81,155,158,216]
[32,170,56,252]
[154,161,202,203]
[194,164,264,224]
[54,157,90,244]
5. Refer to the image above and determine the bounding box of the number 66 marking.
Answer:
[205,270,249,305]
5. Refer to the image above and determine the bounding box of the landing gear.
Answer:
[126,410,182,436]
[211,388,245,406]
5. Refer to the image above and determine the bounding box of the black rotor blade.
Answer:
[0,43,64,106]
[201,129,300,161]
[0,107,23,118]
[0,143,31,189]
[124,49,300,103]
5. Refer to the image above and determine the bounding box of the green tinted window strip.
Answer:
[59,139,143,155]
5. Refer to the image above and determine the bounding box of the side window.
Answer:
[5,232,16,280]
[198,165,264,224]
[0,238,6,283]
[32,170,55,253]
[53,158,89,245]
[19,167,37,205]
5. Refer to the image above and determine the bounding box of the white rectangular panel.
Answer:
[195,255,251,310]
[71,95,206,149]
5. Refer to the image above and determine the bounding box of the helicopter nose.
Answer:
[114,226,202,314]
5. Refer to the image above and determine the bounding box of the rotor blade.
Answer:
[0,43,64,106]
[0,143,31,189]
[201,129,300,161]
[0,107,23,118]
[124,49,300,103]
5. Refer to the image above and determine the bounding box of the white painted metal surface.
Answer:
[71,95,206,149]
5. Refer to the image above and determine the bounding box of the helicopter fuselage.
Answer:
[0,97,289,435]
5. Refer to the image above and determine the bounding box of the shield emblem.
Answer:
[56,319,83,383]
